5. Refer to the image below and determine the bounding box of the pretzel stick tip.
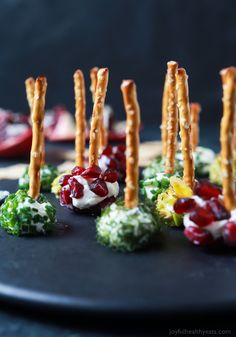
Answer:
[25,77,35,112]
[161,73,169,157]
[121,80,140,209]
[28,76,47,199]
[176,68,195,190]
[165,61,178,174]
[90,67,99,102]
[88,68,109,167]
[220,67,236,210]
[190,102,201,152]
[74,69,86,167]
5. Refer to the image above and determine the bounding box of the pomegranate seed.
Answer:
[102,169,119,183]
[116,144,126,153]
[206,197,230,221]
[59,174,71,186]
[106,157,117,170]
[71,166,85,176]
[223,221,236,246]
[68,177,84,198]
[189,206,215,227]
[114,151,126,162]
[89,178,108,197]
[81,165,102,179]
[194,181,222,200]
[60,187,72,205]
[184,226,214,246]
[102,145,112,156]
[174,198,197,214]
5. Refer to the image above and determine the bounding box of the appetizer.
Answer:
[175,103,215,178]
[90,67,126,181]
[19,77,59,191]
[59,68,119,213]
[143,86,215,180]
[96,80,158,252]
[141,62,183,205]
[174,67,236,246]
[0,77,56,235]
[155,67,195,226]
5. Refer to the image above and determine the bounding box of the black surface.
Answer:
[1,179,236,318]
[0,0,235,128]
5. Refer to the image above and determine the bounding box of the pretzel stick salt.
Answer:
[121,80,140,208]
[28,77,47,199]
[25,77,35,113]
[190,102,201,152]
[176,68,195,189]
[88,68,109,166]
[165,61,178,174]
[74,69,86,167]
[161,74,169,157]
[220,67,236,210]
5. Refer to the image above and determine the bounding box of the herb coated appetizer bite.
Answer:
[143,75,215,181]
[0,77,56,235]
[19,77,59,191]
[141,62,194,227]
[90,67,126,182]
[154,67,195,226]
[174,67,236,246]
[96,80,158,252]
[59,68,119,213]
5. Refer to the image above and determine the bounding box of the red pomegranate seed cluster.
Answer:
[59,165,119,208]
[173,181,236,247]
[100,144,126,181]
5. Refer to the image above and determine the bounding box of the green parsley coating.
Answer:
[19,164,59,192]
[96,202,159,252]
[0,190,56,236]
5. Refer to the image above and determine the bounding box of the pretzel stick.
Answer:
[176,68,195,189]
[161,73,169,157]
[88,68,109,166]
[74,69,86,167]
[121,80,140,208]
[90,67,99,102]
[28,76,47,199]
[190,102,201,152]
[25,77,35,112]
[165,61,178,174]
[90,67,107,152]
[220,67,236,210]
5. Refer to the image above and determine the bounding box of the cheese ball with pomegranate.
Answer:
[59,165,119,213]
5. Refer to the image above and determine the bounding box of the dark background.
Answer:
[0,0,235,129]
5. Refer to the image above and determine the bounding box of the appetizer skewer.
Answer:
[90,67,126,181]
[0,77,56,236]
[96,80,158,252]
[174,67,236,246]
[59,68,119,213]
[19,77,59,191]
[142,64,195,227]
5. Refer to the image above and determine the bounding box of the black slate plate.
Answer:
[0,179,236,317]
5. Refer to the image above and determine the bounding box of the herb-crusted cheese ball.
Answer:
[140,172,178,203]
[176,146,215,178]
[0,190,56,235]
[19,164,59,192]
[210,154,236,186]
[142,156,183,180]
[96,202,159,252]
[156,176,193,227]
